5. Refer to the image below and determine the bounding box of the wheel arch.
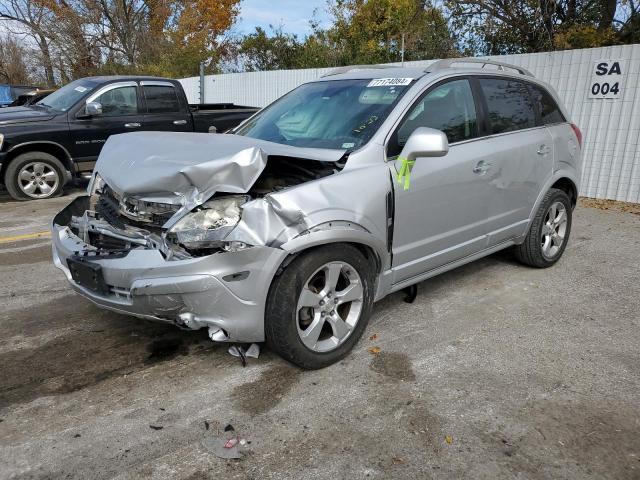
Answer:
[520,170,579,244]
[2,141,74,182]
[551,176,578,208]
[278,222,388,276]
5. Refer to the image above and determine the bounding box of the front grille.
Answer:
[88,231,130,250]
[94,184,178,230]
[95,185,126,229]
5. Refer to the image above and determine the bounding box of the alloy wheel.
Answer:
[296,261,364,353]
[18,162,60,199]
[541,201,568,259]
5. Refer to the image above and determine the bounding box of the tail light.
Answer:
[570,123,582,148]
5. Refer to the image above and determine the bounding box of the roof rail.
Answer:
[321,64,395,77]
[426,58,534,77]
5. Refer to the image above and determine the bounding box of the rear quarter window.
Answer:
[478,78,536,134]
[531,85,565,125]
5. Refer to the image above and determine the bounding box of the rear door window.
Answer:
[478,78,535,134]
[530,85,565,125]
[143,85,181,113]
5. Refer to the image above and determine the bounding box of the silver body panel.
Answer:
[52,65,582,342]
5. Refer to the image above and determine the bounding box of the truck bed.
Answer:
[189,104,259,133]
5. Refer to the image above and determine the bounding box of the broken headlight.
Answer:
[88,172,105,197]
[168,195,248,249]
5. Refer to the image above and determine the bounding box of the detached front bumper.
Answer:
[51,196,287,342]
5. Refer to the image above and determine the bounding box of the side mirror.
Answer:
[399,127,449,160]
[84,101,103,117]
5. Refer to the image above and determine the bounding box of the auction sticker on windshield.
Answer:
[367,78,413,87]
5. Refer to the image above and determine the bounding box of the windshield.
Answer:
[36,79,99,111]
[235,78,413,150]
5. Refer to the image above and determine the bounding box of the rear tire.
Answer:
[514,188,572,268]
[265,244,375,369]
[5,151,66,201]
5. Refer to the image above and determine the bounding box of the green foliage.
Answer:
[447,0,637,55]
[3,0,639,80]
[235,0,458,72]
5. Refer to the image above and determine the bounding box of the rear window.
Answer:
[143,85,181,113]
[478,78,535,134]
[531,85,565,125]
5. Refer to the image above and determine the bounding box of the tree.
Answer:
[0,0,57,85]
[447,0,640,54]
[325,0,457,64]
[0,0,240,82]
[0,34,33,83]
[237,26,303,71]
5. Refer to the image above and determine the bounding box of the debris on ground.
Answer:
[245,343,260,358]
[368,346,381,355]
[229,344,260,359]
[228,345,247,366]
[149,425,164,430]
[369,333,379,341]
[228,343,261,367]
[202,435,244,459]
[201,422,249,460]
[224,438,239,449]
[445,435,453,444]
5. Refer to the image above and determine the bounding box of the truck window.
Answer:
[478,78,535,134]
[95,86,138,116]
[143,85,181,113]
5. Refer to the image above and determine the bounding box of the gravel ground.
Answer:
[0,194,638,480]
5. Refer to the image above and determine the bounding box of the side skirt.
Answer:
[387,239,516,294]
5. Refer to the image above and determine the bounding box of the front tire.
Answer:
[4,151,66,200]
[265,244,375,369]
[514,188,572,268]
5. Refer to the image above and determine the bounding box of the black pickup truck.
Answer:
[0,76,259,200]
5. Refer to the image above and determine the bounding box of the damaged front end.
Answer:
[51,132,350,342]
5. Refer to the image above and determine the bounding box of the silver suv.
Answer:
[52,59,582,369]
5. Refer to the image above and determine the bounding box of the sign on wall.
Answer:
[589,60,625,99]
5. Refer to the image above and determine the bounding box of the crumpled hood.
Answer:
[96,131,346,202]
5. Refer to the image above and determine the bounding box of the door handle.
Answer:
[473,160,492,175]
[173,119,187,125]
[537,144,551,155]
[124,122,141,128]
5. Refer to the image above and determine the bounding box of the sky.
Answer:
[234,0,332,37]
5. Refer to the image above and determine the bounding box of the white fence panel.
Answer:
[180,44,640,202]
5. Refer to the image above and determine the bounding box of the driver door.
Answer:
[69,81,143,161]
[388,78,493,284]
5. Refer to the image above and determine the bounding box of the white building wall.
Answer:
[180,44,640,202]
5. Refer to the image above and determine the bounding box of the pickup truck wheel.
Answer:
[513,188,572,268]
[5,152,66,200]
[265,244,375,369]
